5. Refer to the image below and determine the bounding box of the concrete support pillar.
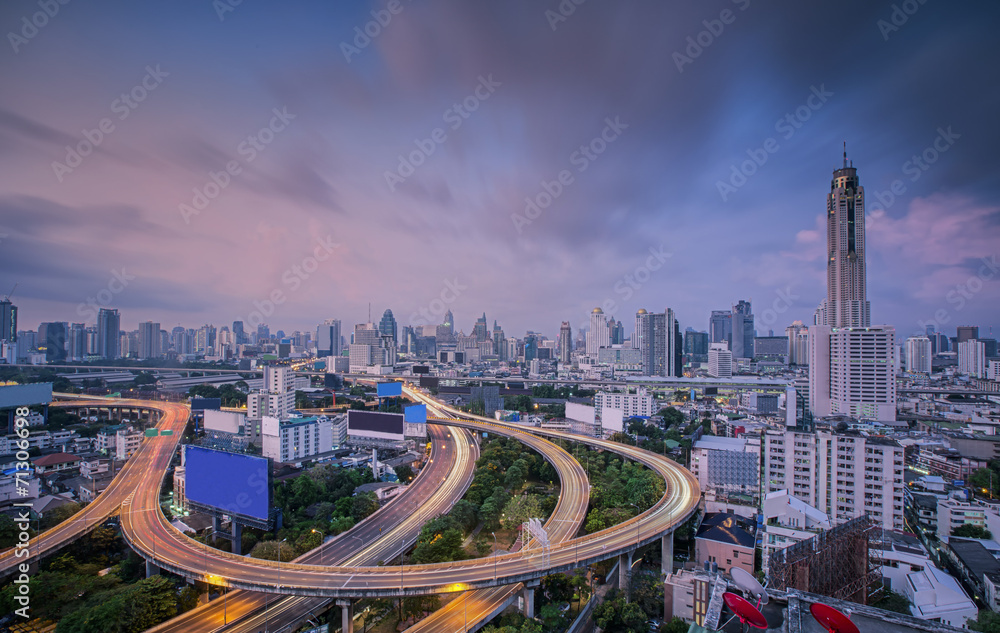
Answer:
[145,560,160,578]
[523,585,535,619]
[662,532,674,578]
[212,516,221,535]
[337,599,354,633]
[232,522,243,555]
[195,581,210,605]
[619,550,633,601]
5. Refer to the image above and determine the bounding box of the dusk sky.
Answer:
[2,0,998,341]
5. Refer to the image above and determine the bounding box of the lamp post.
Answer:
[629,503,640,547]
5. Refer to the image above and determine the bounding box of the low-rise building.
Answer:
[31,452,81,474]
[937,497,988,543]
[761,490,831,575]
[694,512,755,577]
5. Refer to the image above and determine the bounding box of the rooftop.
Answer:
[32,452,81,466]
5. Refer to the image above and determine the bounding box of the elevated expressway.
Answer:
[117,387,699,613]
[0,399,190,578]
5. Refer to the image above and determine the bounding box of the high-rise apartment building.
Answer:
[492,322,505,361]
[809,325,896,420]
[97,308,120,359]
[138,321,161,359]
[785,322,809,365]
[905,336,932,374]
[67,323,86,360]
[762,428,904,532]
[958,339,988,378]
[558,321,572,364]
[248,365,295,420]
[635,308,681,377]
[586,308,610,357]
[38,322,67,362]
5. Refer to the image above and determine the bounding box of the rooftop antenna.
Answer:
[3,283,16,302]
[843,141,847,168]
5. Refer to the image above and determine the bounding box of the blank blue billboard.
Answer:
[184,446,271,521]
[376,382,403,398]
[404,404,427,423]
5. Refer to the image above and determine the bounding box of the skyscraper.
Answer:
[585,308,610,356]
[559,321,572,364]
[609,318,625,345]
[39,322,67,362]
[97,308,120,359]
[709,310,731,345]
[472,313,488,342]
[232,320,246,345]
[809,149,896,421]
[378,309,398,345]
[138,321,161,359]
[635,308,681,377]
[731,300,754,359]
[0,299,16,342]
[443,309,455,335]
[785,322,809,366]
[817,146,870,328]
[956,326,979,344]
[68,323,87,360]
[316,319,342,357]
[493,321,506,361]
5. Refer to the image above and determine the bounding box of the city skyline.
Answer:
[2,0,999,340]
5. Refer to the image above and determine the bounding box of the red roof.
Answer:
[32,452,81,466]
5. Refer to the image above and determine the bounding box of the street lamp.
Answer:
[312,528,323,566]
[629,503,640,547]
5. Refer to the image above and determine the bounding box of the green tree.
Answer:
[351,492,380,521]
[594,593,648,633]
[449,499,480,534]
[662,617,690,633]
[540,573,574,605]
[501,495,543,530]
[872,589,911,616]
[954,524,993,539]
[971,610,1000,633]
[395,464,415,483]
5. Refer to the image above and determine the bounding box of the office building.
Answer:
[762,428,904,531]
[731,300,755,359]
[905,336,932,374]
[97,308,120,359]
[0,299,15,342]
[492,321,505,361]
[684,329,709,358]
[816,148,870,329]
[378,309,398,345]
[38,322,67,362]
[610,318,625,345]
[138,321,161,359]
[754,336,789,364]
[956,326,979,344]
[316,319,342,357]
[67,323,87,360]
[471,313,488,342]
[708,344,732,378]
[232,320,246,344]
[709,310,731,346]
[585,308,610,357]
[558,321,572,364]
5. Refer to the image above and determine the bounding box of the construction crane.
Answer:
[2,284,15,302]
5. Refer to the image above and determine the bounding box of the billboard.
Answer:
[566,402,595,425]
[419,376,439,389]
[0,383,53,409]
[601,408,624,433]
[376,382,403,398]
[184,445,271,523]
[348,410,404,441]
[412,365,430,375]
[404,404,427,423]
[190,397,222,411]
[204,409,244,434]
